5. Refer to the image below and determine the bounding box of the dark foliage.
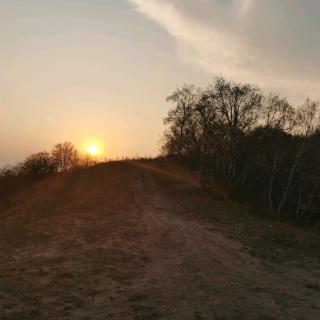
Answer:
[162,77,320,223]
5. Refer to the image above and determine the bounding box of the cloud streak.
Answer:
[129,0,320,102]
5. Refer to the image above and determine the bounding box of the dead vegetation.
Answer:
[0,161,319,319]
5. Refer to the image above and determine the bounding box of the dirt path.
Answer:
[0,161,319,319]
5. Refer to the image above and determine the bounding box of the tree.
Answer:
[51,142,78,172]
[262,94,295,131]
[164,85,200,162]
[162,77,320,223]
[277,99,320,216]
[261,94,296,212]
[21,152,55,178]
[206,77,263,180]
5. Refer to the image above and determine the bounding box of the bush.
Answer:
[21,151,56,178]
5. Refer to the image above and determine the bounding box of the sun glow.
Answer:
[80,138,106,160]
[87,145,99,156]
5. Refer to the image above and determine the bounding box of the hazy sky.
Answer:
[1,0,320,165]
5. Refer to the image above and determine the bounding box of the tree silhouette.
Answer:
[52,142,78,172]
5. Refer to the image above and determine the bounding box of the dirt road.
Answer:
[0,161,319,319]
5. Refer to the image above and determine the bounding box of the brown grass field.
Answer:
[0,161,319,319]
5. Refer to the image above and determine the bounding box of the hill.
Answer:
[0,161,319,319]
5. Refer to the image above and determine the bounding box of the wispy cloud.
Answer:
[128,0,320,102]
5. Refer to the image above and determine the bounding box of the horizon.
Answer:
[1,2,320,317]
[2,0,320,166]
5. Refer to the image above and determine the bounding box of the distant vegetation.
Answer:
[0,142,97,204]
[2,77,320,225]
[162,77,320,224]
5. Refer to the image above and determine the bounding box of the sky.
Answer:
[1,0,320,165]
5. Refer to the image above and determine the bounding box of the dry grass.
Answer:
[0,160,319,319]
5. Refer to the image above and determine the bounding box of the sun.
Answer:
[81,139,105,158]
[87,145,99,156]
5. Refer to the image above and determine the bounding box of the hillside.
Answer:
[0,161,319,320]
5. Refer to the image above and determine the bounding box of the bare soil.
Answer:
[0,161,319,319]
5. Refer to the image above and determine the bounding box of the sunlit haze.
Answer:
[87,145,99,156]
[1,0,320,165]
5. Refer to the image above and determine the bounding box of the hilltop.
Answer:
[0,160,319,319]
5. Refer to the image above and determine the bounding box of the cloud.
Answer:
[128,0,320,102]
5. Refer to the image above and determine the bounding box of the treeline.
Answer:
[162,77,320,224]
[0,142,97,202]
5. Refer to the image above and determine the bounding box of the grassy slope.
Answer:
[0,160,319,319]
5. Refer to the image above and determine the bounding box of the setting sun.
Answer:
[81,139,105,159]
[87,145,99,156]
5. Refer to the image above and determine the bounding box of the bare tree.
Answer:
[261,94,296,212]
[162,77,320,223]
[52,142,78,172]
[262,94,295,131]
[164,85,200,162]
[210,77,263,180]
[277,99,320,216]
[21,152,55,178]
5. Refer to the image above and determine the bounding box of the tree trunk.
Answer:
[268,149,281,213]
[277,144,305,216]
[296,187,303,220]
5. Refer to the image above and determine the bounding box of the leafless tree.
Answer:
[21,152,55,178]
[51,142,78,172]
[277,99,320,216]
[209,77,262,180]
[261,94,296,212]
[164,85,200,162]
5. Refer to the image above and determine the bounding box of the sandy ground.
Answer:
[0,161,319,319]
